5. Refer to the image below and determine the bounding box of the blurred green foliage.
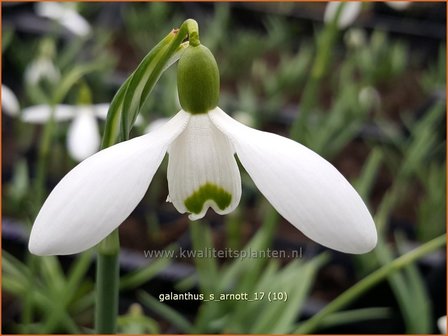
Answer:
[2,2,445,334]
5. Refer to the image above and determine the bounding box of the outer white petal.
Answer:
[167,113,241,220]
[67,108,100,161]
[145,118,169,134]
[29,111,190,255]
[36,2,91,36]
[209,108,377,254]
[324,2,362,29]
[2,85,20,116]
[385,1,411,10]
[21,104,76,123]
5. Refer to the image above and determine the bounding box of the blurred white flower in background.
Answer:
[22,103,143,161]
[325,2,362,29]
[438,316,447,334]
[344,28,367,48]
[22,104,109,161]
[1,85,20,117]
[25,58,60,85]
[35,2,91,37]
[385,1,412,11]
[24,39,60,86]
[325,1,411,29]
[359,86,382,111]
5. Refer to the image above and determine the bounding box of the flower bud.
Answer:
[177,44,219,114]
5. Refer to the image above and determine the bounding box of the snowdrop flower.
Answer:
[25,39,60,86]
[385,2,411,10]
[29,43,377,256]
[22,103,109,161]
[344,28,367,48]
[325,1,411,29]
[438,316,447,334]
[324,2,362,29]
[25,58,60,86]
[2,85,20,117]
[359,86,381,111]
[36,2,91,37]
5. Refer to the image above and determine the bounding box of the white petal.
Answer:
[21,104,76,123]
[324,2,362,29]
[29,111,190,255]
[67,108,100,161]
[167,113,241,220]
[36,2,91,36]
[2,85,20,116]
[209,108,377,254]
[145,118,169,134]
[385,1,411,10]
[60,10,91,37]
[92,103,110,120]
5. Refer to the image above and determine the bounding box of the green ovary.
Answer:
[184,183,232,214]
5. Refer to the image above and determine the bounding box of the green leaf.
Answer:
[396,234,432,333]
[294,234,445,334]
[189,221,218,297]
[52,63,105,105]
[251,254,328,333]
[354,148,383,200]
[120,247,173,290]
[319,307,392,328]
[138,291,193,333]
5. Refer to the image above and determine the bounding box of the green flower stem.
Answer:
[34,107,57,211]
[21,254,37,333]
[95,229,120,333]
[184,19,200,46]
[294,234,446,334]
[289,4,344,143]
[189,220,218,297]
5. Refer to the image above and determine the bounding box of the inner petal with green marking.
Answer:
[184,182,232,214]
[166,113,242,220]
